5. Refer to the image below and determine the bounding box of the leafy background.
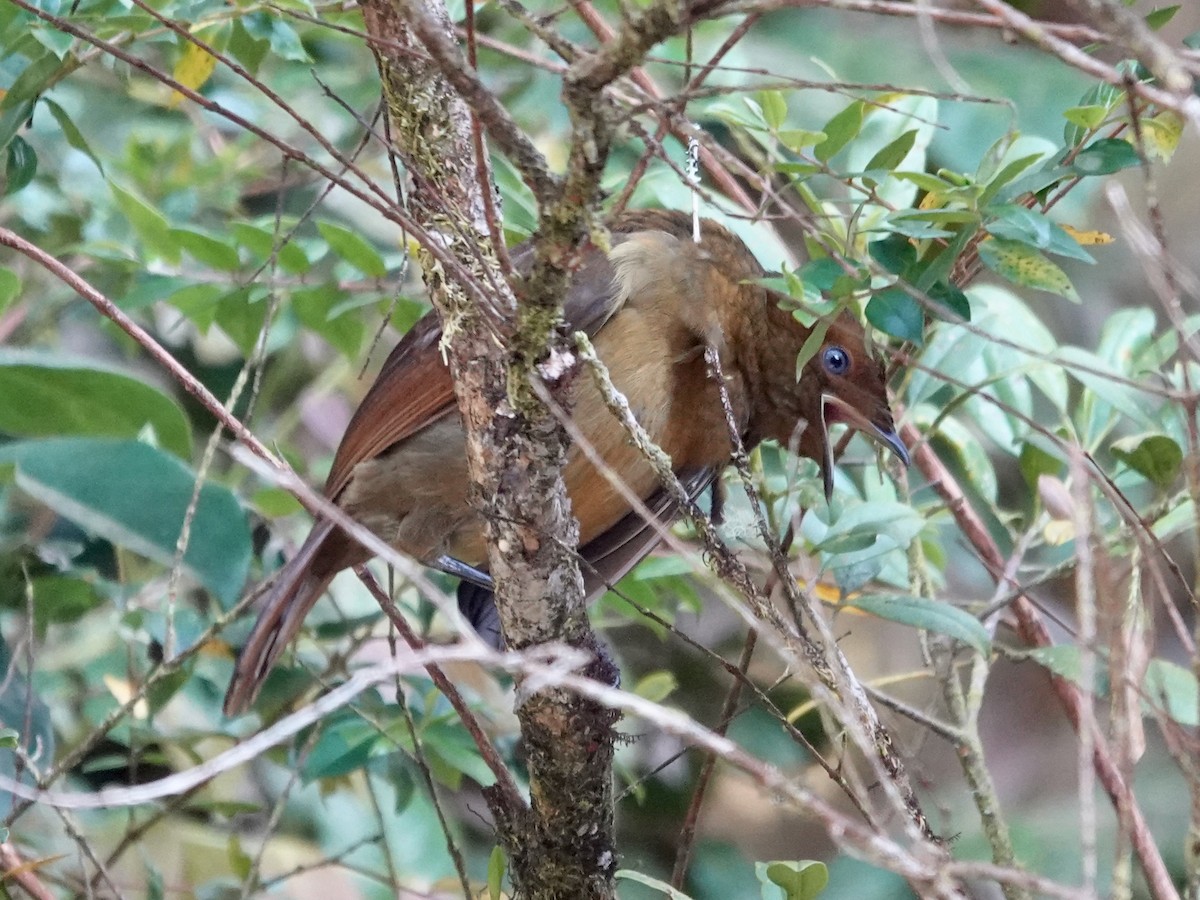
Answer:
[0,0,1198,897]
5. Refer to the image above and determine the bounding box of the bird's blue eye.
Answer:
[822,345,850,375]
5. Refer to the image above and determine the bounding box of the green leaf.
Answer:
[878,213,955,240]
[921,412,997,501]
[0,268,19,318]
[758,90,787,130]
[977,238,1079,301]
[383,755,416,813]
[985,204,1050,247]
[927,282,970,321]
[417,719,496,788]
[3,50,60,106]
[228,19,269,74]
[42,98,104,174]
[1143,658,1197,726]
[111,183,180,264]
[1072,138,1141,175]
[1097,306,1156,370]
[0,349,192,457]
[487,845,507,900]
[231,222,310,273]
[1019,438,1064,491]
[979,151,1052,206]
[170,228,242,272]
[795,317,831,381]
[303,715,379,782]
[777,130,826,153]
[1042,224,1095,263]
[814,100,864,163]
[4,135,36,195]
[215,286,269,356]
[167,282,225,331]
[758,860,829,900]
[847,594,990,657]
[893,171,958,194]
[633,671,678,703]
[0,98,33,156]
[985,205,1093,263]
[239,12,312,62]
[866,287,923,344]
[1110,433,1182,487]
[0,636,54,819]
[1056,345,1158,430]
[292,285,365,358]
[29,575,105,628]
[227,835,253,882]
[799,258,845,293]
[1062,105,1108,131]
[252,486,304,518]
[1144,5,1179,29]
[1024,646,1104,693]
[868,234,916,276]
[317,221,387,277]
[864,129,917,174]
[7,438,251,606]
[1064,82,1124,147]
[815,502,924,592]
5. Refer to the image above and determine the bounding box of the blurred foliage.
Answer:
[0,0,1197,897]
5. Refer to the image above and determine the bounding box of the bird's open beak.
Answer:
[819,395,910,502]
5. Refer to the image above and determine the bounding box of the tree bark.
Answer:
[357,0,619,895]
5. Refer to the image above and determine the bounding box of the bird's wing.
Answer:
[323,233,640,500]
[580,468,717,601]
[324,313,455,498]
[456,468,717,650]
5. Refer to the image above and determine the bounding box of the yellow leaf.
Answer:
[1060,224,1114,246]
[170,40,218,108]
[1043,519,1075,546]
[103,674,149,718]
[799,578,855,604]
[919,190,943,210]
[977,237,1079,302]
[1140,111,1183,162]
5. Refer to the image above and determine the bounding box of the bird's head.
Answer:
[791,312,909,501]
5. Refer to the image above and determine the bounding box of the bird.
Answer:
[223,209,909,715]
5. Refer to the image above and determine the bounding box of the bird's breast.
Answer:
[564,304,745,546]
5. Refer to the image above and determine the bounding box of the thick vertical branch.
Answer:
[358,1,619,896]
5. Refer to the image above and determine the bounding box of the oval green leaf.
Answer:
[170,228,242,272]
[5,136,37,195]
[758,860,830,900]
[866,287,924,344]
[1111,433,1182,488]
[317,220,387,278]
[1072,138,1141,176]
[633,671,678,703]
[0,349,192,458]
[815,100,864,163]
[1144,658,1198,727]
[847,594,990,657]
[10,437,250,606]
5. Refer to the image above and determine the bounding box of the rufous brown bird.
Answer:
[223,209,908,715]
